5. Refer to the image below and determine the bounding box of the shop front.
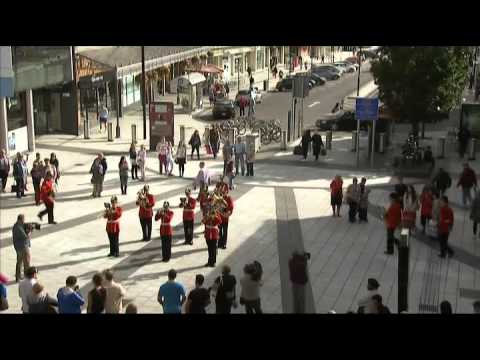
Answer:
[175,72,206,112]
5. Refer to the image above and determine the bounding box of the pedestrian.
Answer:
[211,265,237,314]
[100,153,108,176]
[209,125,220,159]
[175,140,187,177]
[273,66,277,79]
[222,139,233,176]
[473,300,480,314]
[225,82,230,98]
[458,126,471,158]
[440,300,453,314]
[103,269,126,314]
[188,130,201,160]
[247,66,252,78]
[137,145,147,181]
[358,177,370,222]
[289,251,310,314]
[423,146,435,169]
[98,105,108,133]
[166,141,174,176]
[209,85,215,106]
[371,294,391,314]
[37,172,56,224]
[158,269,186,314]
[321,55,325,63]
[118,156,129,195]
[44,158,56,181]
[104,196,123,258]
[87,272,106,314]
[13,152,28,198]
[28,282,58,314]
[225,158,235,190]
[301,130,311,161]
[432,168,452,196]
[384,193,402,255]
[248,87,256,116]
[279,70,284,80]
[31,156,44,205]
[357,278,380,314]
[185,274,211,314]
[89,155,105,198]
[471,190,480,238]
[218,187,234,250]
[202,208,222,267]
[346,177,360,223]
[18,266,38,313]
[438,195,454,258]
[155,201,174,262]
[457,162,477,207]
[394,176,407,209]
[0,273,9,311]
[129,143,138,180]
[136,184,155,242]
[57,276,85,314]
[182,188,196,245]
[194,161,209,190]
[311,130,324,161]
[12,214,32,282]
[240,261,263,314]
[239,95,247,117]
[233,136,246,176]
[125,303,138,314]
[246,141,255,177]
[330,175,343,217]
[419,185,434,234]
[0,149,10,193]
[402,185,419,235]
[50,153,60,185]
[155,137,166,174]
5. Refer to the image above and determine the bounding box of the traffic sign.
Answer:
[355,97,379,121]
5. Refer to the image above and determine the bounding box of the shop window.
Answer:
[256,49,264,70]
[6,92,27,131]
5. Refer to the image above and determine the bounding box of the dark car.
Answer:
[316,111,368,131]
[311,67,340,80]
[276,77,294,92]
[310,73,327,85]
[212,99,235,119]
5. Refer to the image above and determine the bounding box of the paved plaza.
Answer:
[1,125,480,314]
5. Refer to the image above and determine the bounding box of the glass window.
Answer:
[256,48,264,70]
[7,92,27,131]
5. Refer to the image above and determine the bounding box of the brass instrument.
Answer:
[207,191,229,217]
[103,202,115,219]
[156,201,170,218]
[137,189,148,208]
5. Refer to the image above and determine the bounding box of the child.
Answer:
[194,161,209,190]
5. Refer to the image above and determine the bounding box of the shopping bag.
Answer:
[426,220,438,238]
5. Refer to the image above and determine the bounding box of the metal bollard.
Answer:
[351,130,358,152]
[131,124,137,144]
[281,130,287,150]
[437,137,446,159]
[469,138,476,161]
[83,118,90,140]
[326,130,332,150]
[287,110,292,142]
[379,132,385,153]
[180,125,185,144]
[398,228,410,313]
[107,122,113,142]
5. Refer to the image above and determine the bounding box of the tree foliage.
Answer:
[371,46,470,135]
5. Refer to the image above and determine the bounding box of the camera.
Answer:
[104,202,111,210]
[24,222,41,233]
[179,197,187,208]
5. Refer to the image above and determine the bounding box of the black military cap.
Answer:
[368,278,380,289]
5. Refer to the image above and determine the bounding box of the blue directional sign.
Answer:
[355,97,379,121]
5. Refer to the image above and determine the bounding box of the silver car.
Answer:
[334,61,356,73]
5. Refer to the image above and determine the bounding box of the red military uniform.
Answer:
[105,207,122,234]
[40,179,54,205]
[155,210,174,236]
[183,196,196,221]
[220,195,234,224]
[198,191,209,215]
[138,194,155,218]
[420,192,433,218]
[216,182,229,194]
[438,205,454,234]
[203,214,222,240]
[385,202,402,230]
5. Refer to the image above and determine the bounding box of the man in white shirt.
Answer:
[18,266,38,313]
[103,269,126,314]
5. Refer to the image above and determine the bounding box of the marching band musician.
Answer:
[202,209,222,267]
[155,201,174,262]
[218,187,234,250]
[104,196,123,258]
[216,176,229,195]
[198,184,210,217]
[37,172,56,225]
[136,184,155,241]
[182,188,196,245]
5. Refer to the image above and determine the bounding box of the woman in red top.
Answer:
[419,185,433,234]
[330,175,343,217]
[38,173,56,224]
[155,201,174,262]
[104,196,123,257]
[202,210,222,267]
[438,196,454,258]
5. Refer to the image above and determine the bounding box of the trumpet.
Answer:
[179,197,187,208]
[137,190,147,208]
[103,202,115,219]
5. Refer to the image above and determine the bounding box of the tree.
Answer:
[371,46,470,138]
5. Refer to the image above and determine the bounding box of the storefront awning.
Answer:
[179,72,206,86]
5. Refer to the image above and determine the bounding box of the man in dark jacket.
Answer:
[12,214,31,282]
[100,153,108,174]
[432,168,452,196]
[289,251,310,313]
[457,162,477,207]
[301,130,312,161]
[311,131,324,161]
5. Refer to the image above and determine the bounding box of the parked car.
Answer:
[310,73,327,85]
[276,77,294,91]
[320,64,344,75]
[212,99,235,119]
[334,61,356,73]
[312,67,340,80]
[316,111,368,131]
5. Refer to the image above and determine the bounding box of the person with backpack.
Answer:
[211,265,237,314]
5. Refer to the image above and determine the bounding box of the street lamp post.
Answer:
[236,58,240,91]
[141,46,147,141]
[356,47,362,97]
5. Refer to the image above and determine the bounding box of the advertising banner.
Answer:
[149,101,174,151]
